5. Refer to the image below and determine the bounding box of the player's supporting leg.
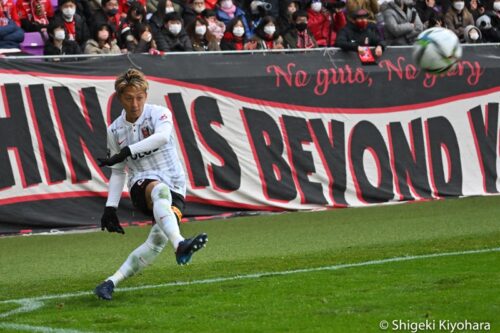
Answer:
[150,183,208,265]
[94,224,168,300]
[108,224,168,285]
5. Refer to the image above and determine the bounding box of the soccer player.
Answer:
[94,68,208,301]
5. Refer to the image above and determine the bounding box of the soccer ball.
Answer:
[412,27,462,74]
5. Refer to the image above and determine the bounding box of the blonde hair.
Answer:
[115,68,149,96]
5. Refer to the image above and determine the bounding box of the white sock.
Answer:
[151,183,184,249]
[107,224,168,287]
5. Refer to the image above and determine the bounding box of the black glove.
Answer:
[101,207,125,234]
[98,147,131,167]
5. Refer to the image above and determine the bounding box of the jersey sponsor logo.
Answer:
[130,148,160,160]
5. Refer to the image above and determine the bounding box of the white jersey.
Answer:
[107,104,186,196]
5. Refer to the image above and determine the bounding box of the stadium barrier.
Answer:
[0,45,499,234]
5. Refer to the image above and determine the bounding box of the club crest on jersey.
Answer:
[141,127,151,138]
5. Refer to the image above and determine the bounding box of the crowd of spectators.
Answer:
[0,0,498,58]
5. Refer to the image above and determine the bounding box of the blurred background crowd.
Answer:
[0,0,498,59]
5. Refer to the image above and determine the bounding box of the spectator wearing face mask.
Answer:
[246,15,285,49]
[16,0,54,33]
[220,16,252,49]
[346,0,379,22]
[84,22,121,53]
[202,9,226,43]
[283,9,318,48]
[463,24,482,42]
[383,0,423,45]
[52,0,90,48]
[44,20,82,59]
[166,0,183,15]
[90,0,121,35]
[278,0,300,36]
[307,0,346,46]
[154,11,193,51]
[444,0,474,41]
[335,9,385,55]
[0,0,20,27]
[149,0,182,34]
[186,16,220,50]
[216,0,252,38]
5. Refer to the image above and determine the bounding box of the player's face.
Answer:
[119,86,147,123]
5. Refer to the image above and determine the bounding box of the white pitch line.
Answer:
[0,246,498,333]
[0,322,93,333]
[0,300,44,319]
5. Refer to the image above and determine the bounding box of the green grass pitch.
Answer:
[1,196,499,333]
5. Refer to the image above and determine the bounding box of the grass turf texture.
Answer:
[0,196,499,332]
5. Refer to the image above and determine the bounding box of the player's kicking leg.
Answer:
[148,182,208,265]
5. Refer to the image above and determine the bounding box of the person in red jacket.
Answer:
[307,0,346,46]
[16,0,54,32]
[0,0,20,26]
